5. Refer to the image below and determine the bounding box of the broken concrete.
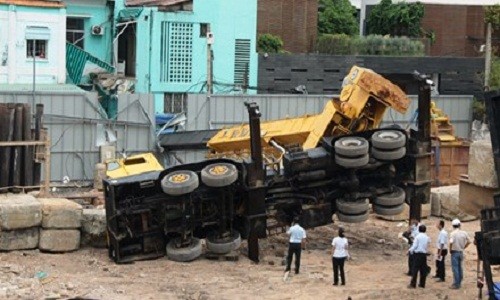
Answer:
[81,209,107,248]
[468,140,498,188]
[39,229,80,252]
[0,227,39,250]
[39,198,83,229]
[0,194,42,230]
[430,185,476,221]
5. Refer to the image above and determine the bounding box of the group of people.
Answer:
[283,216,472,289]
[284,217,349,285]
[404,218,472,289]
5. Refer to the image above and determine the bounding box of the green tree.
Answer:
[257,34,284,53]
[318,0,359,36]
[366,0,424,37]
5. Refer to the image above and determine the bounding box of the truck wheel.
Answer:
[334,137,369,157]
[335,154,369,168]
[371,147,406,161]
[374,186,405,206]
[206,230,241,254]
[166,237,202,262]
[161,170,199,196]
[337,211,369,223]
[371,130,406,149]
[373,203,405,216]
[201,163,238,187]
[337,199,370,215]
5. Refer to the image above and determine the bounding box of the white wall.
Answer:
[0,7,66,84]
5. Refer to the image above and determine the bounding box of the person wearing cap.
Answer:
[433,220,448,282]
[332,227,349,286]
[408,224,430,289]
[449,218,471,289]
[284,217,307,275]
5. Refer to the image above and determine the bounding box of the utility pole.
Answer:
[485,22,492,90]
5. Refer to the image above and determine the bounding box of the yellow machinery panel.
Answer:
[106,153,164,179]
[207,66,411,155]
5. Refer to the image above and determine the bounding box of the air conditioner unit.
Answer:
[91,25,104,36]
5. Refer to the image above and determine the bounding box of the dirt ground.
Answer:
[1,216,497,300]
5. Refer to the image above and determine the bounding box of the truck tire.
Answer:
[373,186,405,207]
[206,230,241,254]
[201,163,238,187]
[371,130,406,150]
[337,211,369,223]
[161,170,199,196]
[334,137,369,157]
[373,203,405,216]
[166,238,202,262]
[371,147,406,161]
[337,198,370,215]
[335,154,369,168]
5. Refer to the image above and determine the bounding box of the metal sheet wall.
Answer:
[186,94,473,138]
[0,92,155,182]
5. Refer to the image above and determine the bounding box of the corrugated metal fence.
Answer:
[185,94,473,137]
[0,91,155,182]
[170,93,473,165]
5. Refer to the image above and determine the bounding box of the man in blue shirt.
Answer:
[408,224,431,288]
[284,217,307,275]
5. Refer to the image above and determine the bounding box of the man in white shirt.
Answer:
[433,219,448,282]
[449,219,471,289]
[285,217,306,275]
[408,224,430,289]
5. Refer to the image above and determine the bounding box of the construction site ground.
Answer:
[1,216,495,300]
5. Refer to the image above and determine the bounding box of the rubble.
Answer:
[0,194,42,230]
[81,208,107,248]
[0,227,39,250]
[39,229,80,252]
[39,198,83,229]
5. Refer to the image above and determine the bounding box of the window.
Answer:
[26,40,47,59]
[66,18,85,49]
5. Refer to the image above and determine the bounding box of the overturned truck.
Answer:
[104,66,432,263]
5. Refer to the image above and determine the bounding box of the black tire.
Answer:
[166,238,202,262]
[337,211,369,223]
[161,170,199,196]
[201,163,238,187]
[371,130,406,150]
[337,199,370,215]
[334,137,369,157]
[206,230,241,254]
[373,203,405,216]
[371,147,406,161]
[335,154,369,168]
[374,186,406,207]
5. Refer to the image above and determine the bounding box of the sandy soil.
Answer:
[1,216,497,300]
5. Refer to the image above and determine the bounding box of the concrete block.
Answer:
[468,140,498,188]
[39,229,80,252]
[39,198,82,229]
[0,227,39,250]
[431,185,460,217]
[81,209,107,248]
[377,203,431,221]
[459,179,498,217]
[0,194,42,230]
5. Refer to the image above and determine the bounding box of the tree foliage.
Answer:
[486,4,500,28]
[318,0,359,36]
[257,34,284,53]
[366,0,424,37]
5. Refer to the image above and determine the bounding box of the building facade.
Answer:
[0,1,66,84]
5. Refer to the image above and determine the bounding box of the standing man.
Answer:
[408,224,430,289]
[403,218,420,276]
[449,219,471,289]
[284,217,306,277]
[434,220,448,282]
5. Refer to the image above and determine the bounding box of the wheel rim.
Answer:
[340,138,362,147]
[209,165,228,176]
[378,132,400,140]
[169,173,190,184]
